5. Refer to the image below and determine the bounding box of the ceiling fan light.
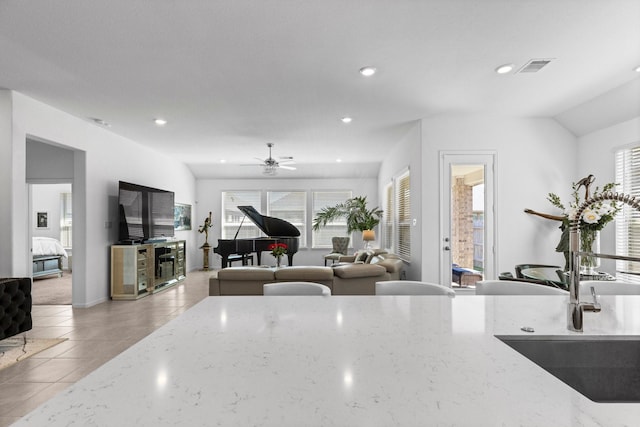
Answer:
[263,166,277,176]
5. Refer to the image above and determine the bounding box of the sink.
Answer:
[496,335,640,403]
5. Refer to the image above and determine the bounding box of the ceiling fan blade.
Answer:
[279,165,297,170]
[279,160,296,165]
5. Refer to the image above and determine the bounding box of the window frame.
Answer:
[615,145,640,282]
[395,169,411,262]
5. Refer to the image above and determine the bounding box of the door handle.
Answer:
[443,246,450,251]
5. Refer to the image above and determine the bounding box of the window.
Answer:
[383,183,393,250]
[60,192,72,247]
[396,170,411,262]
[268,191,307,247]
[221,191,261,239]
[615,145,640,282]
[312,191,352,248]
[383,170,411,262]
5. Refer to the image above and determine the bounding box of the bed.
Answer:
[32,237,68,279]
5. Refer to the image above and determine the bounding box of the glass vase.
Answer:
[580,229,600,275]
[276,255,282,268]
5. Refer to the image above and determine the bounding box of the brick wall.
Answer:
[452,177,474,269]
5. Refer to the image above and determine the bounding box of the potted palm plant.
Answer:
[312,196,383,233]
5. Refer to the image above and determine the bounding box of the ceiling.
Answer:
[1,1,639,179]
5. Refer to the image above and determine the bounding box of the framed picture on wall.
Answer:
[36,211,49,229]
[174,203,192,231]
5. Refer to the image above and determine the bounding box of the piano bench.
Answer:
[228,254,254,266]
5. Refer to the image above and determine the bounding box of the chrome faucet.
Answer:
[568,191,640,332]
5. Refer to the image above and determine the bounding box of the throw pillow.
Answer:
[355,250,369,263]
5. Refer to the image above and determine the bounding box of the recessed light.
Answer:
[359,66,376,77]
[220,159,226,163]
[634,65,640,73]
[154,118,167,126]
[495,64,514,74]
[341,117,352,123]
[336,158,342,163]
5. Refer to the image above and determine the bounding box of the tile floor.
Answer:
[0,270,211,427]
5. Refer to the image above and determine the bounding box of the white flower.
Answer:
[567,207,578,220]
[597,203,613,216]
[582,209,601,224]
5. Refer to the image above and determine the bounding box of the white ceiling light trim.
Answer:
[359,66,376,77]
[154,118,167,126]
[495,64,514,74]
[341,117,352,123]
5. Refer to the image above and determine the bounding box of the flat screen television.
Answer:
[118,181,175,243]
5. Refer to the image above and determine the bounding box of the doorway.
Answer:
[25,136,84,306]
[29,183,73,305]
[439,152,496,288]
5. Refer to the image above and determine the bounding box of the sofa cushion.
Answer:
[217,267,275,281]
[375,258,403,274]
[274,266,334,281]
[332,263,386,279]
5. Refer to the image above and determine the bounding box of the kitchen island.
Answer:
[13,295,640,426]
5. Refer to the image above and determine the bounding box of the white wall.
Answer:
[377,120,422,280]
[26,138,74,180]
[31,183,72,240]
[420,114,578,283]
[577,116,640,272]
[0,91,13,275]
[196,178,378,268]
[6,91,198,307]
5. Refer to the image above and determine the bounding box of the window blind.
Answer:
[268,191,307,247]
[396,170,411,262]
[221,191,261,239]
[615,146,640,282]
[312,191,351,248]
[60,192,72,248]
[383,182,393,251]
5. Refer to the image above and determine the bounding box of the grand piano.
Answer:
[214,205,300,268]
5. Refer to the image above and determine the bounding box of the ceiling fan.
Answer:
[244,143,296,175]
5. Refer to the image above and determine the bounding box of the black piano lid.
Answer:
[237,205,301,237]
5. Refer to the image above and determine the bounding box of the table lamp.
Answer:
[362,229,375,249]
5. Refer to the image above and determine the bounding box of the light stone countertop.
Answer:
[13,295,640,426]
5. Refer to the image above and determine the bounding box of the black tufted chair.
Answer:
[0,277,33,340]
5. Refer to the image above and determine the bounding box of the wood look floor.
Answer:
[0,270,211,427]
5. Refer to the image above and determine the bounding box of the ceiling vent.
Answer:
[517,58,554,73]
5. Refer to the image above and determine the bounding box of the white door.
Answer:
[439,151,496,286]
